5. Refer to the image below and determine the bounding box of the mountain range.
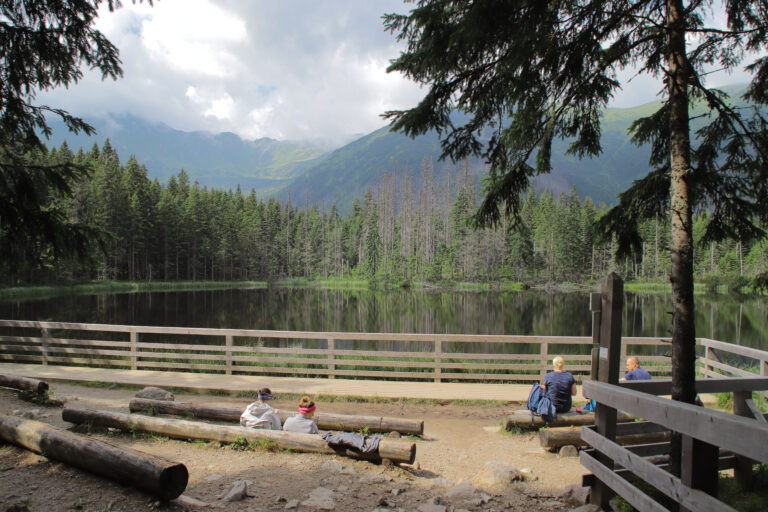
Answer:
[47,84,747,211]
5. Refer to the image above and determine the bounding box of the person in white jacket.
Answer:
[240,388,281,430]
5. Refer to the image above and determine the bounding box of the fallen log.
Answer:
[63,408,416,464]
[0,374,49,395]
[504,409,636,429]
[0,414,187,500]
[539,425,671,450]
[129,398,424,436]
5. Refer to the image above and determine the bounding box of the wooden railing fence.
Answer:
[582,377,768,512]
[699,337,768,398]
[0,320,672,383]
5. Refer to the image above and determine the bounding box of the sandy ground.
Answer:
[0,383,590,512]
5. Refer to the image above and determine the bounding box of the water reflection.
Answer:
[0,289,765,349]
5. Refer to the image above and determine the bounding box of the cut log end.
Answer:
[158,464,190,501]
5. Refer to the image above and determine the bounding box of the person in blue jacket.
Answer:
[542,356,577,413]
[621,356,652,381]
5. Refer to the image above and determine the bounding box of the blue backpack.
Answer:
[526,382,557,426]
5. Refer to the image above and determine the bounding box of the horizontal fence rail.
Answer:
[582,378,768,512]
[699,337,768,399]
[0,320,674,383]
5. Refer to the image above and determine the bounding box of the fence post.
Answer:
[732,391,755,489]
[539,342,549,381]
[40,326,50,366]
[591,273,623,510]
[327,338,335,379]
[225,335,233,375]
[761,359,767,377]
[130,331,138,370]
[589,293,601,381]
[434,338,442,383]
[681,435,720,510]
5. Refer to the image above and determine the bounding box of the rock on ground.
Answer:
[471,460,521,489]
[134,387,174,401]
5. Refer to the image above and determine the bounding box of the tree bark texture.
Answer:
[63,408,416,464]
[504,409,635,430]
[667,0,697,477]
[129,398,424,436]
[0,374,49,394]
[539,426,670,450]
[0,414,188,500]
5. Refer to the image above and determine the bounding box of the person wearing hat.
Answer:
[282,396,319,434]
[240,387,281,430]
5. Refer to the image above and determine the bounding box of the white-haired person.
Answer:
[541,356,577,413]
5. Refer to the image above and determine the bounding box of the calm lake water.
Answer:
[0,288,765,350]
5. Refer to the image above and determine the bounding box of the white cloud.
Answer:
[37,0,761,143]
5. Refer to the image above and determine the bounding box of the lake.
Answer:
[0,288,765,350]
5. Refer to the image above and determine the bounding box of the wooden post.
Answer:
[434,339,442,383]
[761,360,767,377]
[130,331,138,370]
[327,338,335,379]
[591,273,623,510]
[732,391,755,489]
[704,345,713,374]
[225,335,233,375]
[40,326,50,366]
[540,342,549,381]
[681,435,719,509]
[589,292,602,382]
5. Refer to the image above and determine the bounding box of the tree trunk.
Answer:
[129,398,424,436]
[63,408,416,464]
[0,374,49,394]
[667,0,697,477]
[0,414,188,500]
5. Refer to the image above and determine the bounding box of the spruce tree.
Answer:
[384,0,768,446]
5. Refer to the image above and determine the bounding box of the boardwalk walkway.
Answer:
[0,363,533,401]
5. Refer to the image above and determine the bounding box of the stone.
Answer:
[322,460,345,473]
[205,474,223,482]
[569,505,601,512]
[135,386,174,401]
[391,488,402,496]
[222,480,253,502]
[559,445,579,458]
[429,477,453,488]
[417,505,446,512]
[559,484,590,506]
[4,500,30,512]
[300,486,335,510]
[21,409,41,419]
[284,499,299,509]
[471,460,520,489]
[389,431,401,438]
[444,481,475,499]
[340,465,357,475]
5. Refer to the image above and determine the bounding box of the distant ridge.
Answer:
[48,84,750,211]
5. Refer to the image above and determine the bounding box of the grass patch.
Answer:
[0,280,269,300]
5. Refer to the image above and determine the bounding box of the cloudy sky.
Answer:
[40,0,755,143]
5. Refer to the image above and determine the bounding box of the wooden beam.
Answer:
[0,374,49,394]
[619,377,768,395]
[504,409,636,430]
[129,398,424,436]
[540,426,669,450]
[63,408,416,464]
[581,429,735,512]
[0,414,187,500]
[584,380,768,464]
[580,450,669,512]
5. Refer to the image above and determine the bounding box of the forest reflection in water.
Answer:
[1,288,765,353]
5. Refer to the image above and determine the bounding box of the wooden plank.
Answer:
[582,428,733,512]
[580,450,669,512]
[0,344,44,353]
[744,399,767,425]
[615,421,670,436]
[681,435,720,508]
[733,391,757,489]
[699,338,768,362]
[702,359,757,378]
[225,335,233,375]
[624,442,671,457]
[43,357,131,366]
[584,380,768,464]
[0,354,44,363]
[592,273,623,510]
[620,377,768,395]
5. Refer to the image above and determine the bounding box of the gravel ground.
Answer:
[0,382,591,512]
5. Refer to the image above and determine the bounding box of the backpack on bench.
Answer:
[526,382,557,426]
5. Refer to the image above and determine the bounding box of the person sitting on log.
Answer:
[620,356,652,381]
[240,388,282,430]
[282,396,319,434]
[541,356,577,413]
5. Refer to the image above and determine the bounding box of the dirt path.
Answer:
[0,384,588,511]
